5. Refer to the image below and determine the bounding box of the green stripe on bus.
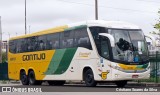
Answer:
[53,48,77,74]
[44,49,66,75]
[137,64,148,69]
[45,48,77,75]
[142,64,148,68]
[64,25,87,31]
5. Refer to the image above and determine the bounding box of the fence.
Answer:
[136,51,160,83]
[0,62,8,80]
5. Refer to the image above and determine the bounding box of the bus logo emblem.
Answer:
[101,71,109,80]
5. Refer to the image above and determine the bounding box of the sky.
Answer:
[0,0,160,41]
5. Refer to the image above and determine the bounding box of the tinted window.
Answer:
[89,27,107,40]
[20,38,29,52]
[38,35,47,50]
[46,33,60,49]
[99,36,110,59]
[30,37,37,51]
[60,30,74,48]
[9,36,46,53]
[16,39,24,53]
[9,40,16,53]
[9,27,92,53]
[74,28,92,50]
[25,37,37,52]
[22,35,47,52]
[89,27,110,58]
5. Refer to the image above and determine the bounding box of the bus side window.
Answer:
[26,37,35,52]
[89,27,107,40]
[46,33,60,49]
[74,28,92,50]
[38,35,47,51]
[9,40,16,53]
[15,39,22,53]
[20,39,26,52]
[60,30,74,48]
[24,38,30,52]
[46,40,52,50]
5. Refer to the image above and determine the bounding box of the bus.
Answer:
[8,20,150,87]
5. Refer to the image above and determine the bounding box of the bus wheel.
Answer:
[48,81,65,86]
[115,81,127,87]
[28,71,42,85]
[84,69,97,87]
[20,71,29,85]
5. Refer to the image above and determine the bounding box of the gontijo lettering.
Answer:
[79,52,91,57]
[22,53,45,61]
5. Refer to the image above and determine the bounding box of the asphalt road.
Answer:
[1,83,160,92]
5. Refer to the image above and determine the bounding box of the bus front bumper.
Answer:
[111,69,150,81]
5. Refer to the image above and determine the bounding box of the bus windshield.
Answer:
[109,29,148,63]
[89,27,149,64]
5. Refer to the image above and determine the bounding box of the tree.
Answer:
[2,51,7,62]
[151,10,160,36]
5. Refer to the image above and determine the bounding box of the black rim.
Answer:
[21,74,27,83]
[86,73,93,84]
[29,73,34,84]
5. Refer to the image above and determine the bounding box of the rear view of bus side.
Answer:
[8,20,150,87]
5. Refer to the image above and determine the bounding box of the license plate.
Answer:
[132,75,139,78]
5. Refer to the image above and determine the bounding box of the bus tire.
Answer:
[48,81,65,86]
[20,71,29,85]
[28,71,42,85]
[84,69,97,87]
[115,80,127,87]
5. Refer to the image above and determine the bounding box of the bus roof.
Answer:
[68,20,140,29]
[10,25,68,40]
[10,20,140,40]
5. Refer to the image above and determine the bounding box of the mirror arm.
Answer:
[144,34,156,47]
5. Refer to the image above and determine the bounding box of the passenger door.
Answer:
[99,36,112,80]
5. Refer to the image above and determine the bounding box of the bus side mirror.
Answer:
[99,33,115,47]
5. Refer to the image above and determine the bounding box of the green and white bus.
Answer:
[8,20,150,87]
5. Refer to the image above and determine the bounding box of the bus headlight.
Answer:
[109,65,121,71]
